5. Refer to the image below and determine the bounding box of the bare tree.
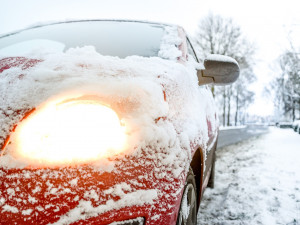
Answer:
[195,13,256,126]
[273,50,300,120]
[232,67,255,125]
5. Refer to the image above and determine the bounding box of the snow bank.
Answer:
[198,127,300,224]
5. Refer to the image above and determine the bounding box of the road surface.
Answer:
[217,125,269,148]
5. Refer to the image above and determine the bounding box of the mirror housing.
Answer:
[197,54,240,85]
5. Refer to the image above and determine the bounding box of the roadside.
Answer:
[198,127,300,224]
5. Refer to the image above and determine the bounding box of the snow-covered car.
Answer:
[292,120,300,132]
[0,20,239,225]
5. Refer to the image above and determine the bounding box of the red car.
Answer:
[0,20,239,225]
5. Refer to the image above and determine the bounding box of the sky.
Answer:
[1,0,300,117]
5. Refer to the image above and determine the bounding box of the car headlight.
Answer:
[6,97,127,167]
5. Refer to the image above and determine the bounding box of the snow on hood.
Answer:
[0,45,217,172]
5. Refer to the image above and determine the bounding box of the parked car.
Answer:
[0,20,239,225]
[278,121,293,128]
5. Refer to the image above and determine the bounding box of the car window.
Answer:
[186,38,199,62]
[0,21,165,58]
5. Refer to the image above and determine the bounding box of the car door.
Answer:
[186,37,218,189]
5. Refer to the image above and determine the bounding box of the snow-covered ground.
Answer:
[198,127,300,225]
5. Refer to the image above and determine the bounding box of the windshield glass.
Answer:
[0,21,165,58]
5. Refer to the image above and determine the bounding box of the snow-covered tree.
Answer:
[194,13,256,126]
[274,50,300,120]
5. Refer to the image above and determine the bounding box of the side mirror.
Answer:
[197,54,240,85]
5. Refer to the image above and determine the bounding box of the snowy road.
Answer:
[217,125,269,148]
[198,127,300,225]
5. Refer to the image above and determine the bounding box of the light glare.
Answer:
[11,100,126,166]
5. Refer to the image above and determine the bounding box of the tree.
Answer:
[272,50,300,120]
[194,13,256,126]
[232,67,255,125]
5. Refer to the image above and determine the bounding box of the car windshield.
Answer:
[0,20,165,58]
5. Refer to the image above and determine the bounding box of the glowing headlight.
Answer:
[8,99,126,166]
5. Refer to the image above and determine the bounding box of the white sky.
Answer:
[1,0,300,117]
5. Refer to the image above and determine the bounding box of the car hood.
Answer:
[0,47,218,224]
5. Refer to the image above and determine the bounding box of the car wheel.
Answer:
[176,167,197,225]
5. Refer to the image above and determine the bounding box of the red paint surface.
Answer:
[0,57,42,74]
[0,156,185,225]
